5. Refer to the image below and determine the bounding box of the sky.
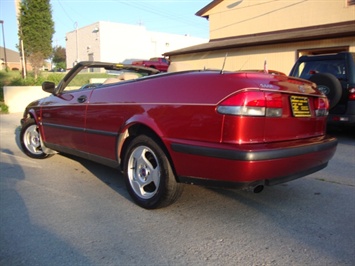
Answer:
[0,0,211,52]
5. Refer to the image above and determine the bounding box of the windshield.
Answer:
[55,62,160,94]
[64,67,123,92]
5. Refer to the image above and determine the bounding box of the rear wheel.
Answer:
[123,135,183,209]
[20,119,51,159]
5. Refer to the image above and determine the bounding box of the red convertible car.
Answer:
[20,61,337,209]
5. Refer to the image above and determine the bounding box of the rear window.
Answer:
[293,59,346,80]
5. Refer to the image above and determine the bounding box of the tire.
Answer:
[20,119,51,159]
[309,73,342,109]
[123,135,183,209]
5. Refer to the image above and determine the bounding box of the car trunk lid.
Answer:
[218,72,329,144]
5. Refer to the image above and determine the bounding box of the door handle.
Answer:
[77,95,87,103]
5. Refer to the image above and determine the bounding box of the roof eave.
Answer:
[195,0,223,18]
[164,21,355,57]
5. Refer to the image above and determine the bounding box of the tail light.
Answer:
[217,91,283,117]
[349,88,355,101]
[314,96,329,117]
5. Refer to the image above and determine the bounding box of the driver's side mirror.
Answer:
[42,81,56,93]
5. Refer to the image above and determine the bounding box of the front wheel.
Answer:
[20,119,51,159]
[123,135,183,209]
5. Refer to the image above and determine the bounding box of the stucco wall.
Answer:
[205,0,355,40]
[170,36,355,74]
[3,86,50,113]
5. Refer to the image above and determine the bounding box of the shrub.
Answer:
[0,102,9,114]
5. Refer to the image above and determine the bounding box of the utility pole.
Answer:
[74,22,79,65]
[15,0,26,78]
[0,20,8,71]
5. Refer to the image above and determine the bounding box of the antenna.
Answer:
[220,53,228,74]
[264,58,268,74]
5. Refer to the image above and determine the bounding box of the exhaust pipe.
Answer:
[253,185,264,193]
[243,184,264,193]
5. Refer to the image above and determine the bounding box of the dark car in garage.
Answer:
[290,52,355,127]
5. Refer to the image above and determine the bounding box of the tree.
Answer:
[18,0,55,79]
[52,46,66,70]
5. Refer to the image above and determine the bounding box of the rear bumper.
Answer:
[171,137,336,161]
[170,136,337,187]
[328,101,355,126]
[327,114,355,126]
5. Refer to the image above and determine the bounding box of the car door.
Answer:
[40,88,93,152]
[84,78,145,161]
[83,85,125,160]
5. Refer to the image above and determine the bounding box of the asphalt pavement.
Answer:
[1,113,354,266]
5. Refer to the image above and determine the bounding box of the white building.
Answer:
[65,21,207,67]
